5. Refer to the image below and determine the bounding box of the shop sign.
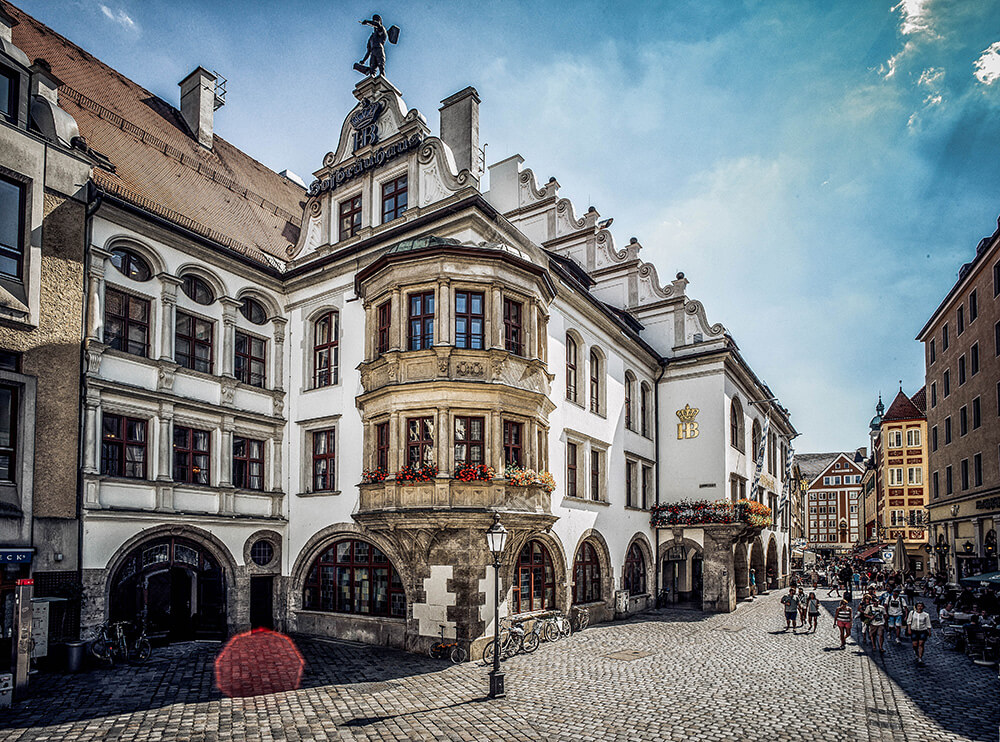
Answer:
[308,132,424,197]
[675,404,699,440]
[0,549,33,563]
[975,495,1000,511]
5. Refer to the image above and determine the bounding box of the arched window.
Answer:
[181,274,214,305]
[623,543,646,595]
[589,349,601,414]
[573,542,601,604]
[302,539,405,617]
[640,383,651,437]
[239,297,268,325]
[313,311,339,388]
[565,334,578,403]
[730,398,744,451]
[751,419,762,458]
[514,540,555,614]
[624,372,635,431]
[110,248,151,281]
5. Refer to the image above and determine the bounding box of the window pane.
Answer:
[0,179,21,252]
[0,387,12,448]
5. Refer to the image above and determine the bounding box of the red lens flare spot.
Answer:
[214,628,305,698]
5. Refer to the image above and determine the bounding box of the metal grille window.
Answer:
[250,540,274,567]
[175,311,213,373]
[623,543,646,596]
[566,442,577,497]
[406,417,434,467]
[312,429,336,491]
[303,539,405,617]
[381,175,407,223]
[0,176,24,278]
[235,331,266,388]
[232,436,264,491]
[566,335,578,402]
[503,420,522,468]
[104,288,150,357]
[454,291,484,349]
[172,425,210,485]
[101,414,147,479]
[514,541,555,614]
[0,385,16,482]
[504,298,523,356]
[375,422,389,472]
[377,301,391,355]
[408,291,434,350]
[339,194,362,240]
[453,416,485,466]
[573,542,601,604]
[313,311,339,387]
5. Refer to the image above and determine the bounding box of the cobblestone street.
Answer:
[1,593,996,742]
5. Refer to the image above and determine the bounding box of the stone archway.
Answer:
[734,542,750,600]
[570,529,614,623]
[658,537,703,604]
[766,536,779,590]
[781,544,788,585]
[750,538,766,594]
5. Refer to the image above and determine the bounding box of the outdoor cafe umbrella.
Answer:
[892,534,907,572]
[959,571,1000,586]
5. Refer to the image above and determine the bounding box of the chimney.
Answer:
[0,4,16,45]
[439,87,480,176]
[30,58,59,105]
[179,67,221,149]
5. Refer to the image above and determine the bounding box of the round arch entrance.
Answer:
[734,544,749,600]
[110,537,227,641]
[766,537,779,590]
[750,539,765,594]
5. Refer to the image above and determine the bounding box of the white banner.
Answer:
[749,413,770,503]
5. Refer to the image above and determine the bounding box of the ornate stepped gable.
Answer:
[485,157,727,355]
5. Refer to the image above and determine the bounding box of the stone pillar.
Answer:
[364,302,375,360]
[489,283,502,349]
[219,415,234,487]
[700,524,747,613]
[271,317,286,391]
[220,297,241,377]
[994,516,1000,570]
[527,299,538,359]
[86,248,111,341]
[271,434,283,492]
[82,389,101,474]
[390,288,402,351]
[389,412,400,473]
[437,279,451,346]
[156,402,173,482]
[490,409,503,473]
[436,407,449,474]
[159,275,181,361]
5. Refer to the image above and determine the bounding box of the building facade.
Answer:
[867,389,929,576]
[798,452,864,554]
[0,5,93,675]
[9,3,797,655]
[918,222,1000,580]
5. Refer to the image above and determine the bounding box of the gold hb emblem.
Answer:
[676,404,699,440]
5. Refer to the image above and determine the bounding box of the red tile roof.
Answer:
[882,389,925,422]
[7,2,305,267]
[909,385,926,414]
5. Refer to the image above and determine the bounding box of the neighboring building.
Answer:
[797,452,864,554]
[917,221,1000,580]
[860,455,877,545]
[9,3,797,655]
[0,6,92,672]
[867,388,930,576]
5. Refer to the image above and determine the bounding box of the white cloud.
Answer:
[974,42,1000,85]
[99,4,138,32]
[917,67,943,88]
[891,0,933,37]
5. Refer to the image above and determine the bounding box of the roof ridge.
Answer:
[59,85,301,227]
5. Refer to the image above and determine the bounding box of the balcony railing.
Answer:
[358,478,551,514]
[650,499,772,529]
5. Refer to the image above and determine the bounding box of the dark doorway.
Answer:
[249,576,274,629]
[691,555,703,600]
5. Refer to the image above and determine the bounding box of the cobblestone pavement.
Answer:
[1,592,996,742]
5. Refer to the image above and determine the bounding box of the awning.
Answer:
[857,544,886,560]
[959,571,1000,586]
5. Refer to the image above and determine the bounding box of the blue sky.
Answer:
[18,0,1000,452]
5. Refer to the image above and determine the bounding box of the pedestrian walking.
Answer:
[781,587,800,631]
[834,599,853,649]
[806,591,820,632]
[797,587,808,626]
[827,575,840,598]
[749,568,757,599]
[884,588,908,645]
[868,598,887,653]
[857,594,871,644]
[907,601,932,665]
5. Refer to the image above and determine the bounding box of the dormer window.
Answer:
[0,66,17,124]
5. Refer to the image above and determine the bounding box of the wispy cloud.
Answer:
[974,42,1000,85]
[99,3,138,33]
[891,0,934,37]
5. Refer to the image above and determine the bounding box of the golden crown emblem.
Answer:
[676,404,699,422]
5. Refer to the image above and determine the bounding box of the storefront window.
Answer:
[514,541,555,614]
[303,539,405,618]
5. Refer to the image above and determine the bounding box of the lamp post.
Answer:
[485,513,508,699]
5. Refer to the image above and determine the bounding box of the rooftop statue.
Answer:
[354,14,399,78]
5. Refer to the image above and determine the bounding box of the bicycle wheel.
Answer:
[449,645,468,664]
[575,610,590,631]
[482,641,495,665]
[522,630,539,653]
[89,637,111,662]
[132,638,151,664]
[428,643,440,659]
[542,621,559,643]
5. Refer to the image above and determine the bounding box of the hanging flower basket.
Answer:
[649,499,772,528]
[454,463,496,482]
[395,464,438,483]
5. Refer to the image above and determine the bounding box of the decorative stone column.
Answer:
[219,415,234,487]
[489,283,502,349]
[156,401,174,482]
[82,388,101,474]
[389,412,401,473]
[527,299,538,360]
[436,279,451,346]
[270,434,283,493]
[158,275,182,361]
[973,517,983,556]
[271,317,287,391]
[701,524,757,613]
[490,408,503,474]
[436,407,449,475]
[86,247,111,341]
[220,297,241,378]
[390,288,401,351]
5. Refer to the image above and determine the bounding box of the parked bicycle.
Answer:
[89,619,151,665]
[572,605,590,631]
[483,618,537,663]
[541,611,572,642]
[428,624,467,663]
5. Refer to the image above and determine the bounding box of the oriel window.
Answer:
[408,291,434,350]
[375,422,389,472]
[453,416,485,466]
[377,301,391,355]
[454,291,484,349]
[406,417,434,467]
[339,194,362,240]
[503,298,523,356]
[503,420,523,468]
[381,174,407,223]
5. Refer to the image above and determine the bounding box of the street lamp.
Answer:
[485,513,508,699]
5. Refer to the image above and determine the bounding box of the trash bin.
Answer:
[0,673,12,709]
[66,641,86,673]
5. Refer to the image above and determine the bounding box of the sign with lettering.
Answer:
[975,495,1000,511]
[308,133,423,197]
[349,98,385,153]
[676,404,699,440]
[0,549,33,563]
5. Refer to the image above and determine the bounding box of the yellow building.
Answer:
[868,388,929,575]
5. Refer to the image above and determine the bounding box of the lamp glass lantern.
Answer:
[486,515,508,562]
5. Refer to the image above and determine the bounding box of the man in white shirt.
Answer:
[907,601,932,665]
[883,589,908,644]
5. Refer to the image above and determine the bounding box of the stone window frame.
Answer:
[174,307,216,376]
[234,328,268,389]
[243,530,282,575]
[562,428,609,505]
[375,163,409,229]
[103,284,153,358]
[0,368,35,533]
[0,165,34,325]
[297,413,342,497]
[588,346,607,418]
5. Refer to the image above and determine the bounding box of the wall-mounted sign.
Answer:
[759,474,776,491]
[975,495,1000,511]
[676,404,699,440]
[308,132,423,197]
[350,98,385,152]
[0,549,33,563]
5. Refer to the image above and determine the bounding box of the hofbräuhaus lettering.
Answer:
[308,133,423,196]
